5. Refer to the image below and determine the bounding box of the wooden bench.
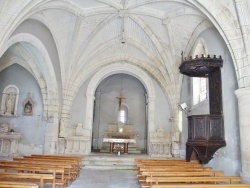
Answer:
[0,172,53,188]
[0,164,66,188]
[31,154,83,161]
[135,158,186,163]
[12,158,78,183]
[138,171,224,181]
[137,163,202,169]
[0,181,38,188]
[6,159,75,184]
[146,176,241,185]
[19,156,81,178]
[150,184,250,188]
[139,167,213,173]
[138,171,224,184]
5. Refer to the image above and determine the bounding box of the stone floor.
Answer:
[68,169,140,188]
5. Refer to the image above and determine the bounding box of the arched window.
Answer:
[193,38,208,105]
[117,104,128,124]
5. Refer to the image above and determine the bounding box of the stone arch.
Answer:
[186,0,243,84]
[4,33,58,118]
[3,33,59,153]
[85,63,156,155]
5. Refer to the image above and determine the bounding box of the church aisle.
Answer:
[68,169,140,188]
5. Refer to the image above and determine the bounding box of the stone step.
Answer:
[83,158,134,165]
[82,153,138,170]
[83,165,136,170]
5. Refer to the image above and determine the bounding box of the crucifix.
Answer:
[116,94,125,110]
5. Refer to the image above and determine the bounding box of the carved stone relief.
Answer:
[0,123,21,157]
[63,122,91,155]
[149,127,172,157]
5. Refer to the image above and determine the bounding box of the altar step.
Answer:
[81,153,137,170]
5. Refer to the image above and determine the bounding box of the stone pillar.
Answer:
[93,91,101,149]
[235,87,250,183]
[170,115,180,157]
[147,96,155,156]
[44,116,59,154]
[85,93,95,154]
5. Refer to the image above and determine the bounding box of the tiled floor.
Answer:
[68,169,140,188]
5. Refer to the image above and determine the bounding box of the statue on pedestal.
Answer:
[5,93,14,115]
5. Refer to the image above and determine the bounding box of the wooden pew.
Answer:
[135,159,190,167]
[138,171,224,181]
[0,164,66,188]
[151,184,250,188]
[141,171,224,177]
[138,170,224,184]
[0,181,38,188]
[20,156,81,177]
[137,167,214,184]
[139,166,213,173]
[31,154,83,161]
[135,158,186,163]
[146,176,241,185]
[0,172,53,188]
[7,159,74,184]
[135,158,247,188]
[12,158,78,183]
[137,163,202,169]
[0,161,72,185]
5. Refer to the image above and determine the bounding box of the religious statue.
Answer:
[22,93,34,116]
[5,93,13,115]
[24,101,32,114]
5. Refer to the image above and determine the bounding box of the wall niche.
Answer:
[0,85,19,116]
[22,93,34,116]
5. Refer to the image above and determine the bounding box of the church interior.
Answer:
[0,0,250,187]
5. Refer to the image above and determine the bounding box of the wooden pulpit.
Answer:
[179,55,226,164]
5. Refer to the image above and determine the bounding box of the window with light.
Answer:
[193,38,208,105]
[117,105,128,124]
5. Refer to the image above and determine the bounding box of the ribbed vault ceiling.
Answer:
[30,0,210,85]
[1,0,215,111]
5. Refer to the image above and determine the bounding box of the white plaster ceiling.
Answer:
[0,0,216,110]
[30,1,211,86]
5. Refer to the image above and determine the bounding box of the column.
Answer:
[170,115,180,157]
[85,93,95,154]
[93,91,101,150]
[147,96,156,156]
[235,87,250,183]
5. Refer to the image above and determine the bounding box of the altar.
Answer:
[0,123,21,157]
[103,138,136,154]
[101,122,139,154]
[103,123,137,139]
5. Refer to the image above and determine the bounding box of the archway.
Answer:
[92,73,147,153]
[85,62,156,155]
